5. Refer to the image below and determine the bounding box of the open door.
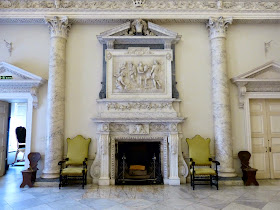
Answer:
[0,101,9,176]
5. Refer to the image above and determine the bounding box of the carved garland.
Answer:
[106,102,173,111]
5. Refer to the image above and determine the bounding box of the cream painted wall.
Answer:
[1,22,280,176]
[0,25,49,173]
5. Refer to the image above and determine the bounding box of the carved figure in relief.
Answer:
[137,62,145,87]
[151,60,162,89]
[128,62,137,82]
[114,62,127,90]
[144,64,152,88]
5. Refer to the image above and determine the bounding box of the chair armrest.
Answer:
[212,160,220,165]
[58,158,69,165]
[191,161,196,166]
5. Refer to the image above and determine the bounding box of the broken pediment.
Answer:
[0,62,47,108]
[97,19,181,46]
[231,61,280,108]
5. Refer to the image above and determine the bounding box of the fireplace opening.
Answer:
[116,142,163,185]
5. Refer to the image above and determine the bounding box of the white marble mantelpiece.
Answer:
[92,98,187,185]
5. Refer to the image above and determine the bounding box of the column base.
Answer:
[219,168,237,177]
[41,172,59,179]
[99,178,110,185]
[163,179,169,185]
[169,177,180,185]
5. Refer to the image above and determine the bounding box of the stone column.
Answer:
[42,16,71,178]
[168,123,180,185]
[206,17,236,177]
[98,123,111,185]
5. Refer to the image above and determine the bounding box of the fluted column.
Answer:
[206,17,236,177]
[42,16,71,178]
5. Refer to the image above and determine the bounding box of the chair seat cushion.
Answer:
[61,168,86,176]
[191,168,216,175]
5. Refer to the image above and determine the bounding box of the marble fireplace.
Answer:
[91,20,188,185]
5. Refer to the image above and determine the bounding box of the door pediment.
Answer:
[0,62,47,108]
[231,61,280,108]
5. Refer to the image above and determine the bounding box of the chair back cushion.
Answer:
[186,135,211,166]
[66,135,91,165]
[16,126,26,144]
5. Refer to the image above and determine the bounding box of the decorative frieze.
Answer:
[1,1,280,11]
[106,101,173,111]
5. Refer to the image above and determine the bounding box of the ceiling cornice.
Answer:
[1,0,280,24]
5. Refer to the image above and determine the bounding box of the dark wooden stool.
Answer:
[238,151,259,186]
[20,152,41,188]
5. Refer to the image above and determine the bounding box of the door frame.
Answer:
[0,92,34,169]
[244,92,280,155]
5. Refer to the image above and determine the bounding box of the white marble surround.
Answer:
[91,99,188,186]
[91,21,188,185]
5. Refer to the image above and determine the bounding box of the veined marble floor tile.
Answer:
[262,202,280,210]
[233,200,268,209]
[2,167,280,210]
[222,203,259,210]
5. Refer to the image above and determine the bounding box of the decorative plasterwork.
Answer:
[231,60,280,108]
[206,16,232,39]
[1,0,280,24]
[1,0,280,11]
[45,16,71,39]
[97,20,181,46]
[106,47,173,99]
[0,62,46,108]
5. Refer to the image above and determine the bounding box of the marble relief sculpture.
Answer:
[113,60,163,92]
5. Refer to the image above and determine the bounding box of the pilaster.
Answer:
[168,123,180,185]
[98,123,111,185]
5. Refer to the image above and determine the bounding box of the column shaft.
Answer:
[42,16,71,178]
[207,17,236,177]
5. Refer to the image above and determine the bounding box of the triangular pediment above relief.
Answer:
[97,19,180,44]
[0,62,46,83]
[231,61,280,82]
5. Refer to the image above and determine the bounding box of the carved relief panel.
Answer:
[106,47,173,99]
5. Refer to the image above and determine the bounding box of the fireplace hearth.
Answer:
[116,142,163,184]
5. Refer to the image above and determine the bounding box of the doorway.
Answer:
[0,100,28,177]
[250,99,280,179]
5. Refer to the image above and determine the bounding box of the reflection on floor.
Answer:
[1,168,280,210]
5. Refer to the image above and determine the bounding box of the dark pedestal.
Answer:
[242,168,259,186]
[20,170,37,188]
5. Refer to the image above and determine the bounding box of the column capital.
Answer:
[206,16,232,40]
[45,16,71,39]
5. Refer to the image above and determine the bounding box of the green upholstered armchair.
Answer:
[186,135,220,190]
[58,135,91,189]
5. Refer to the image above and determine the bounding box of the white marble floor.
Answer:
[1,167,280,210]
